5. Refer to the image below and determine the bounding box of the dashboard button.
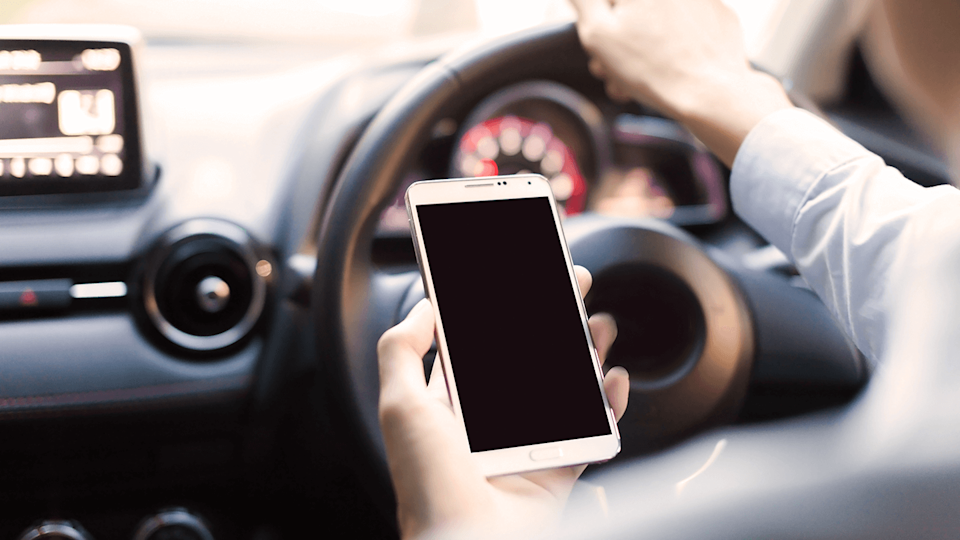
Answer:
[0,279,71,312]
[530,447,563,461]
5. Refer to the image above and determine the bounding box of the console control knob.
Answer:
[196,276,230,313]
[134,508,214,540]
[17,520,92,540]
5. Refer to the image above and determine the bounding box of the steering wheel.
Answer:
[312,22,864,528]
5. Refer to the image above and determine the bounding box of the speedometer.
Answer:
[450,80,607,217]
[453,115,588,214]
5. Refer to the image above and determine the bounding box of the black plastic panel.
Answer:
[0,313,257,417]
[730,268,865,387]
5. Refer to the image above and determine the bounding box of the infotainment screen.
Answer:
[0,36,143,197]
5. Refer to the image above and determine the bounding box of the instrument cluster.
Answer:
[378,80,727,233]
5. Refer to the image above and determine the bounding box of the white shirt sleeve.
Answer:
[730,108,960,366]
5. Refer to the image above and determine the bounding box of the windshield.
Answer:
[2,0,781,53]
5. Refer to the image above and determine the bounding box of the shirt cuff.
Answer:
[730,107,873,257]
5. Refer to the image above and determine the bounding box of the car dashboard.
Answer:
[0,22,945,540]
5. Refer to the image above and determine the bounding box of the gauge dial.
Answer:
[453,116,588,215]
[590,166,676,219]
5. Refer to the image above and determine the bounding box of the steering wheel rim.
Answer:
[311,21,863,527]
[312,22,596,519]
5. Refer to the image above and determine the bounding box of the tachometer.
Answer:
[453,115,588,214]
[450,80,608,217]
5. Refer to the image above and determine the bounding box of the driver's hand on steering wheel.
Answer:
[571,0,792,167]
[377,265,629,540]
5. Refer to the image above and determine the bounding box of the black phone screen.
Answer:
[417,196,611,453]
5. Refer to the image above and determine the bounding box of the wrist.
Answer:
[666,69,793,167]
[671,68,790,126]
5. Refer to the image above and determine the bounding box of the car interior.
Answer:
[0,1,951,538]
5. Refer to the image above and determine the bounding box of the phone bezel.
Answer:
[405,174,620,477]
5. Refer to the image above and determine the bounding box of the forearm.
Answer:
[731,108,960,364]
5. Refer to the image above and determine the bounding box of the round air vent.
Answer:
[143,219,270,351]
[134,508,214,540]
[17,521,92,540]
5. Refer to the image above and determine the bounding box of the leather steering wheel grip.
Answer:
[311,21,591,523]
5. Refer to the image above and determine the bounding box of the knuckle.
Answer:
[578,24,598,51]
[578,17,611,53]
[377,326,403,355]
[378,395,423,428]
[378,398,402,425]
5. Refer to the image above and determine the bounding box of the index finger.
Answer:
[570,0,615,52]
[377,299,435,401]
[574,264,593,298]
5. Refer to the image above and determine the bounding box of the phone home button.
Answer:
[530,447,563,461]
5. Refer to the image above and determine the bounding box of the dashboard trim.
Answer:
[0,374,251,418]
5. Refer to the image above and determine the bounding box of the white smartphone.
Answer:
[405,174,620,477]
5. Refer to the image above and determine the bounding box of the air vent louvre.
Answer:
[143,219,269,352]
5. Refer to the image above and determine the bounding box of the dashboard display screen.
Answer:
[0,39,142,196]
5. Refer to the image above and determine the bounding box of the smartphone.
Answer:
[405,174,620,477]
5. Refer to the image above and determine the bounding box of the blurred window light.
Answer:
[5,0,788,62]
[8,0,418,44]
[309,0,409,17]
[722,0,791,58]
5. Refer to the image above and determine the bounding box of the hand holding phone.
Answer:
[377,269,628,540]
[405,174,622,475]
[376,174,629,538]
